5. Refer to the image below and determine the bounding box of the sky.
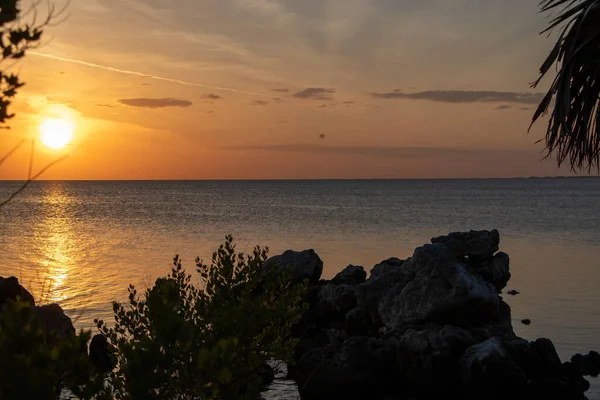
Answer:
[0,0,580,179]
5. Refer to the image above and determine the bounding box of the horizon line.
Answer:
[0,176,595,182]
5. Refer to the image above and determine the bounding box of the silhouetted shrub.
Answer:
[95,235,307,400]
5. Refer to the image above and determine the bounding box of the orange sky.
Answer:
[0,0,579,179]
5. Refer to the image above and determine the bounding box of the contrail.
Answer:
[28,51,370,120]
[29,51,270,97]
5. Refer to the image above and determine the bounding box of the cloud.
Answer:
[224,144,534,159]
[272,88,289,93]
[252,100,270,106]
[203,93,223,100]
[371,90,545,105]
[294,87,336,100]
[343,101,355,104]
[95,103,116,108]
[496,105,512,110]
[272,97,283,103]
[30,52,269,97]
[118,98,193,108]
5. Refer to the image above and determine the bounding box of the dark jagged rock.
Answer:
[266,230,596,400]
[262,249,323,284]
[293,337,397,400]
[526,377,588,400]
[468,299,514,341]
[507,289,520,295]
[571,351,600,377]
[378,244,499,329]
[476,252,511,292]
[345,307,372,337]
[459,337,528,396]
[317,284,356,315]
[392,324,477,393]
[355,261,413,327]
[34,304,75,340]
[431,229,500,261]
[369,258,404,280]
[531,338,562,369]
[89,334,114,374]
[331,265,366,286]
[0,276,35,307]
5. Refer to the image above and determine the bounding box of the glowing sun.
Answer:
[39,118,75,150]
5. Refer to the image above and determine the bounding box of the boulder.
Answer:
[571,351,600,377]
[531,338,562,370]
[459,337,528,396]
[262,249,323,284]
[378,244,499,329]
[292,329,348,364]
[475,252,511,292]
[294,337,397,400]
[431,230,500,261]
[526,377,588,400]
[331,265,366,286]
[0,276,35,307]
[356,260,414,327]
[317,284,356,315]
[525,361,590,400]
[345,307,373,337]
[34,304,75,340]
[468,299,514,341]
[392,324,477,393]
[89,334,114,374]
[370,258,404,280]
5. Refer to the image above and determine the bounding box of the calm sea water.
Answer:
[1,179,599,397]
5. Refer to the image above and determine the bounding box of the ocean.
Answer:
[1,179,599,397]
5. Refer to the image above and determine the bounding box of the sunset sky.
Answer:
[0,0,576,179]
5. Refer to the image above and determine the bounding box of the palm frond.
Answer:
[531,0,600,171]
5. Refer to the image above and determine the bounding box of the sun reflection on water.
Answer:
[31,184,79,305]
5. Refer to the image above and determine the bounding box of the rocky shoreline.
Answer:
[2,230,599,399]
[263,230,600,400]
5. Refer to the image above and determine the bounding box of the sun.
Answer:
[39,118,75,150]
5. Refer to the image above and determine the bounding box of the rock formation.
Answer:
[275,230,599,400]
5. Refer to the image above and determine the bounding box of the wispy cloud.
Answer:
[29,51,270,97]
[119,98,193,108]
[294,87,336,100]
[496,105,512,110]
[272,88,290,93]
[372,90,545,105]
[252,100,270,106]
[225,144,534,158]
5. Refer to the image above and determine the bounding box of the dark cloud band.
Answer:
[372,90,545,105]
[118,98,192,108]
[294,87,336,100]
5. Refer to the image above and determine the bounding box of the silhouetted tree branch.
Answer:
[0,1,70,209]
[0,154,67,209]
[0,136,23,166]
